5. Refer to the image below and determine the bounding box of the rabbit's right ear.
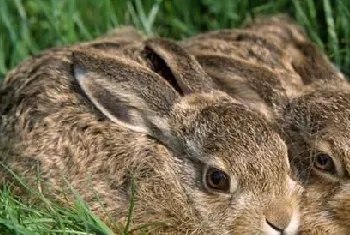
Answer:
[72,50,179,141]
[243,14,309,44]
[291,41,346,84]
[142,37,217,94]
[194,53,286,121]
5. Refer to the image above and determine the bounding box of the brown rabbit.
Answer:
[0,35,301,234]
[182,14,350,235]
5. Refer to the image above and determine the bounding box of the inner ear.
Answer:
[142,46,184,96]
[142,38,216,95]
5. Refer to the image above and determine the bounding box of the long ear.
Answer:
[246,16,347,85]
[243,14,308,44]
[96,25,145,41]
[194,53,291,121]
[82,26,145,52]
[142,37,217,94]
[72,50,179,141]
[290,41,347,85]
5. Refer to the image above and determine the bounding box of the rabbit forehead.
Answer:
[285,90,350,126]
[175,93,286,154]
[294,89,350,109]
[172,95,289,183]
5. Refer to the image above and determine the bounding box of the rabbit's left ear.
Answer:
[72,50,179,141]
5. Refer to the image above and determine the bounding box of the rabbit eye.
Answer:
[205,168,230,192]
[314,153,335,173]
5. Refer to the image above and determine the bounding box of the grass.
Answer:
[0,0,349,234]
[0,183,117,235]
[0,0,350,81]
[0,168,144,235]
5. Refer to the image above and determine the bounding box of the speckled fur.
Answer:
[183,14,350,234]
[0,33,301,234]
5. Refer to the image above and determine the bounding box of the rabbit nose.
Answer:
[266,219,286,234]
[264,199,293,233]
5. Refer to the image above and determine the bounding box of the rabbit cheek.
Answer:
[299,182,347,234]
[226,194,276,235]
[329,183,350,228]
[191,192,261,234]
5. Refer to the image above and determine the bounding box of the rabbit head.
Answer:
[182,20,305,90]
[182,14,350,234]
[0,37,301,234]
[273,24,350,234]
[280,86,350,235]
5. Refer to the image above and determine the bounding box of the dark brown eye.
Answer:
[314,153,335,173]
[205,168,230,192]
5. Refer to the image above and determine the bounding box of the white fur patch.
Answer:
[263,222,284,235]
[285,209,300,235]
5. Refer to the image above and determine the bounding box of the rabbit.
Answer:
[183,14,347,90]
[182,14,350,235]
[0,34,302,235]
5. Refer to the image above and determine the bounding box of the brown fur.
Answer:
[182,14,350,234]
[0,33,301,234]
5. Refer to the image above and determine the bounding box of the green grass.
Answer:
[0,183,117,235]
[0,0,350,234]
[0,169,148,235]
[1,0,350,81]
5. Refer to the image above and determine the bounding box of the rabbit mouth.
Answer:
[262,209,299,235]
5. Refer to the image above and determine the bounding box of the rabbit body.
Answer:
[0,34,300,234]
[183,14,350,234]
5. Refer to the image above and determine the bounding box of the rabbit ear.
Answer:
[244,14,308,43]
[72,50,178,140]
[142,37,216,95]
[291,41,346,84]
[194,54,287,121]
[84,26,145,52]
[97,25,145,41]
